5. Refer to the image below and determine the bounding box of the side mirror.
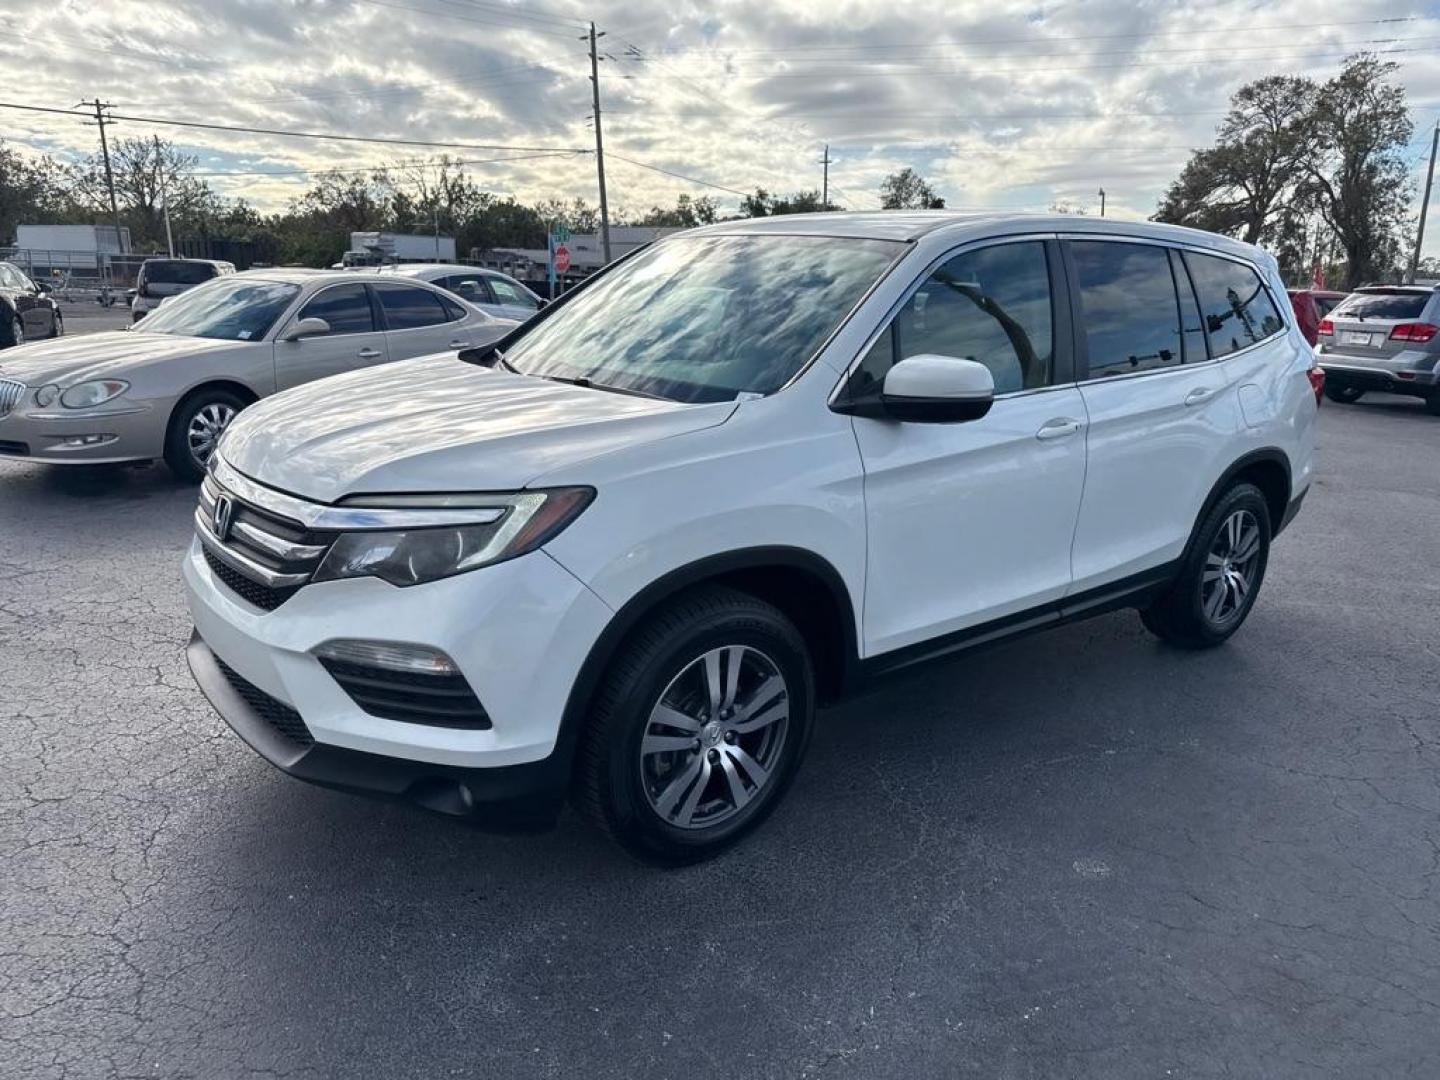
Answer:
[281,317,331,342]
[838,354,995,423]
[34,280,53,295]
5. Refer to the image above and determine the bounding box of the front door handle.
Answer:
[356,347,383,359]
[1036,418,1082,440]
[448,340,471,349]
[1184,387,1216,406]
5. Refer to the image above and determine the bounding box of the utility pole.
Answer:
[1409,121,1438,284]
[1098,188,1106,217]
[153,134,174,257]
[585,23,611,263]
[80,99,125,253]
[820,144,832,207]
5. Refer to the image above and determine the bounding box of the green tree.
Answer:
[68,137,223,250]
[879,168,945,210]
[1300,54,1414,288]
[740,188,836,216]
[634,193,719,228]
[1154,75,1315,244]
[0,140,79,243]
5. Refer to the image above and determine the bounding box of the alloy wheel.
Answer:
[639,645,789,831]
[1201,509,1261,626]
[186,401,236,466]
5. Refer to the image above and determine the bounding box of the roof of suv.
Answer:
[691,211,1267,260]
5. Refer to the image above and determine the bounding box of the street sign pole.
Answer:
[547,225,555,300]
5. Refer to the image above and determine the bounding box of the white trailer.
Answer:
[13,224,132,270]
[344,231,456,266]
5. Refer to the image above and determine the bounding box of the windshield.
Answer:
[141,260,218,286]
[502,235,905,403]
[1334,290,1431,320]
[134,277,300,341]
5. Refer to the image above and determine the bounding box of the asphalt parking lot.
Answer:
[2,396,1438,1079]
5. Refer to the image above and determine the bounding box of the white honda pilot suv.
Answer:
[184,213,1319,863]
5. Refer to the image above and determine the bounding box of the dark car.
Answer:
[0,262,63,347]
[1287,288,1347,346]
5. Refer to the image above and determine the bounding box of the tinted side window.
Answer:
[437,293,468,321]
[855,242,1054,393]
[1072,241,1181,378]
[488,277,538,310]
[377,285,451,329]
[298,283,375,334]
[1184,251,1285,358]
[443,274,494,306]
[1169,248,1209,363]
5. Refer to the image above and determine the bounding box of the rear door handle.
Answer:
[448,340,471,349]
[1036,418,1083,440]
[1184,387,1216,406]
[356,347,383,359]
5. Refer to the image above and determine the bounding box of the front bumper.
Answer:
[187,631,570,828]
[0,400,161,464]
[182,537,614,820]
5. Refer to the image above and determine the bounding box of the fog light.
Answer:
[62,434,113,447]
[312,639,458,676]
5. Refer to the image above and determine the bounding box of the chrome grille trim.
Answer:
[194,512,313,588]
[230,519,328,562]
[209,455,505,530]
[0,379,24,419]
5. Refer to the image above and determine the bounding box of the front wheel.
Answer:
[1426,394,1440,417]
[3,312,22,348]
[1141,483,1271,649]
[576,586,815,864]
[164,389,247,482]
[49,310,63,338]
[1324,384,1364,404]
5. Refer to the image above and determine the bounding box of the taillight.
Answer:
[1317,318,1334,337]
[1389,322,1438,343]
[1307,365,1325,405]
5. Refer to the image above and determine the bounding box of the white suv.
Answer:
[183,213,1320,863]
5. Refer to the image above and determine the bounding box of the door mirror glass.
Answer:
[35,280,53,294]
[281,317,331,341]
[870,354,995,422]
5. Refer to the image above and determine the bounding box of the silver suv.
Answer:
[1315,285,1440,413]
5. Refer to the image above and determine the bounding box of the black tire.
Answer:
[1140,482,1271,649]
[1324,384,1364,404]
[1426,394,1440,417]
[163,388,248,483]
[575,585,815,865]
[2,311,22,348]
[49,310,63,338]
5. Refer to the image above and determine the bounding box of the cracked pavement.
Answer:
[2,396,1438,1079]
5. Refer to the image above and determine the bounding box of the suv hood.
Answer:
[0,331,244,385]
[220,354,736,502]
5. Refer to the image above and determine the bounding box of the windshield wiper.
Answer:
[529,371,670,401]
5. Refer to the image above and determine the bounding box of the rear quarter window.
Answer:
[1183,252,1286,359]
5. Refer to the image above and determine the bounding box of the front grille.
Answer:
[196,477,335,613]
[0,379,23,418]
[0,439,29,456]
[202,545,300,611]
[213,655,313,747]
[318,658,493,729]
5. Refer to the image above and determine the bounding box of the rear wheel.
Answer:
[1426,394,1440,417]
[576,585,815,864]
[1324,384,1364,404]
[1141,483,1271,649]
[164,388,247,482]
[3,312,22,348]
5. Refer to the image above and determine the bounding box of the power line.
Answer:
[0,101,588,153]
[630,44,1440,80]
[346,0,582,38]
[190,150,585,179]
[605,153,751,197]
[624,15,1424,56]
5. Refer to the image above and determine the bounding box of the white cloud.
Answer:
[2,0,1437,253]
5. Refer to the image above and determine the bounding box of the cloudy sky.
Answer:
[3,0,1439,254]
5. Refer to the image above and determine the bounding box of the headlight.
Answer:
[34,384,60,408]
[60,379,129,409]
[312,487,594,587]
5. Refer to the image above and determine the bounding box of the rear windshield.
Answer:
[140,261,218,286]
[1333,290,1431,320]
[1313,295,1343,318]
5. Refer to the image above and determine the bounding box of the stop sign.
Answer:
[554,244,571,274]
